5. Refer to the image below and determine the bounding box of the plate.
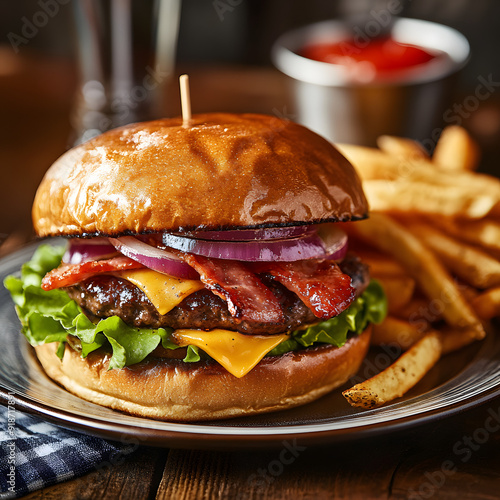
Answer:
[1,242,500,449]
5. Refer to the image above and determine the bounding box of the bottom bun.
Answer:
[34,326,371,421]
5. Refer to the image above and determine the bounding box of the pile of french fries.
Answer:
[337,126,500,409]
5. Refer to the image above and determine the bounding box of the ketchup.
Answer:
[301,35,439,76]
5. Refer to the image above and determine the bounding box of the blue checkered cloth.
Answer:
[0,405,137,498]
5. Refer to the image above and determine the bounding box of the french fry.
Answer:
[433,125,480,171]
[377,276,415,314]
[361,254,407,277]
[438,326,483,355]
[377,135,429,161]
[371,316,426,350]
[339,130,495,409]
[336,143,399,180]
[343,332,442,409]
[432,217,500,255]
[363,180,498,219]
[393,298,442,324]
[337,143,500,205]
[471,287,500,319]
[458,282,481,303]
[348,213,485,340]
[408,223,500,289]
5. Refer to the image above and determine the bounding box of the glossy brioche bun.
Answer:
[34,326,371,421]
[33,113,368,237]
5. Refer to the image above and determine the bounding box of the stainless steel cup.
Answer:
[272,18,470,146]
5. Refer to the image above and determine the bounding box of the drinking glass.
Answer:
[71,0,180,143]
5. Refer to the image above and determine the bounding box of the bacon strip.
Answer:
[183,254,285,324]
[251,260,356,320]
[41,256,144,291]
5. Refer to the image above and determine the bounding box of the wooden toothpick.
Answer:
[179,74,192,125]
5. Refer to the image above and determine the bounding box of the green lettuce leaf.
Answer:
[4,244,386,370]
[4,245,188,369]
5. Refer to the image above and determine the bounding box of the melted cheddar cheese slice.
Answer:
[174,329,289,378]
[114,269,289,377]
[117,269,204,315]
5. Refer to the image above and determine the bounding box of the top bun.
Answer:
[33,113,368,237]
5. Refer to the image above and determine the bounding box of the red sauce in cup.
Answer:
[301,36,440,79]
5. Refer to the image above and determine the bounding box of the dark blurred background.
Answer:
[0,0,499,239]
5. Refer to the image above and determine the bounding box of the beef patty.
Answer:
[66,254,369,335]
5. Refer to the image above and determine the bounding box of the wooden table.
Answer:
[2,53,500,499]
[19,401,500,499]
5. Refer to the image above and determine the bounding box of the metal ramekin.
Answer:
[272,18,470,146]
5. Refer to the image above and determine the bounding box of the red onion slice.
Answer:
[177,226,313,241]
[161,226,348,262]
[109,237,199,280]
[318,224,349,261]
[63,238,119,264]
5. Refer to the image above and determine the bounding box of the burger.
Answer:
[5,113,386,421]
